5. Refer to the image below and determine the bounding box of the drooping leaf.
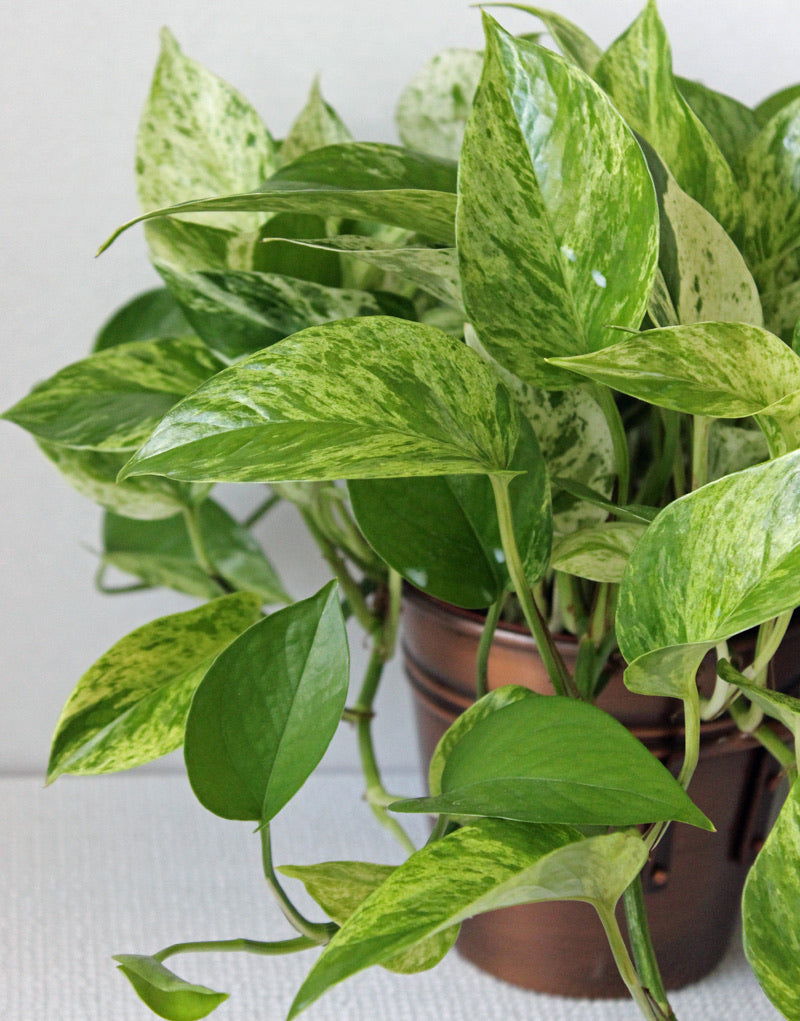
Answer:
[593,2,742,239]
[155,259,414,359]
[3,337,225,452]
[549,477,658,525]
[458,16,658,388]
[93,288,192,352]
[730,677,800,742]
[119,317,518,485]
[254,212,343,286]
[184,582,348,822]
[392,695,711,829]
[47,592,262,782]
[675,77,760,177]
[550,522,646,584]
[280,79,351,165]
[487,5,603,74]
[395,48,484,160]
[349,415,551,608]
[755,83,800,126]
[114,955,228,1021]
[742,778,800,1019]
[278,861,459,974]
[287,819,647,1018]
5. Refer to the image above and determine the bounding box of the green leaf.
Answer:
[549,477,658,524]
[288,819,647,1018]
[487,4,603,74]
[458,16,658,388]
[618,450,800,696]
[742,778,800,1019]
[549,322,800,420]
[755,83,800,126]
[348,415,551,609]
[2,336,225,452]
[278,861,459,974]
[280,79,351,165]
[593,2,742,239]
[114,954,228,1021]
[102,500,290,603]
[551,522,646,584]
[730,678,800,739]
[184,582,348,822]
[254,212,343,286]
[119,317,519,484]
[392,696,711,829]
[395,48,484,160]
[101,143,457,253]
[93,288,192,352]
[676,77,760,177]
[47,592,262,782]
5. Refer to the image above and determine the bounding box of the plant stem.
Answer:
[597,905,667,1021]
[182,504,215,576]
[677,687,701,790]
[622,876,676,1020]
[243,491,281,529]
[153,936,316,963]
[260,825,337,943]
[490,475,575,698]
[476,595,504,699]
[594,385,630,504]
[691,415,711,491]
[750,611,793,682]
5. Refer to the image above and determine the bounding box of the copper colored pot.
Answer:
[401,588,798,999]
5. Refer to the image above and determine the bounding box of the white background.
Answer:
[2,0,798,774]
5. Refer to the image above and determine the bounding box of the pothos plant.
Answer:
[7,3,800,1019]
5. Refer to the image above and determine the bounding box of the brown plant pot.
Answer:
[401,587,798,999]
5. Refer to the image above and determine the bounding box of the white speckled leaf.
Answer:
[288,820,646,1019]
[3,336,225,452]
[742,779,800,1020]
[676,77,760,178]
[594,2,742,240]
[46,591,262,782]
[551,522,646,583]
[119,317,519,484]
[708,421,769,481]
[490,4,603,74]
[458,16,658,388]
[396,48,484,160]
[280,79,351,165]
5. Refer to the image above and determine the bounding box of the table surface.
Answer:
[1,771,782,1021]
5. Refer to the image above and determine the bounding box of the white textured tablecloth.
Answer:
[1,771,782,1020]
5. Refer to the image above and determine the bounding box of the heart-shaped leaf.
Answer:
[393,695,711,829]
[184,582,348,822]
[114,955,228,1021]
[551,522,647,584]
[119,317,519,485]
[458,16,658,388]
[93,288,191,352]
[47,592,262,782]
[280,79,351,165]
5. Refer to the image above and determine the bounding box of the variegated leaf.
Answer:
[742,778,800,1020]
[458,15,658,388]
[119,317,518,484]
[3,336,225,452]
[46,592,263,782]
[594,1,742,240]
[155,259,414,359]
[755,83,800,126]
[93,288,191,352]
[551,522,646,583]
[489,5,603,75]
[288,820,647,1019]
[761,274,800,343]
[280,79,351,165]
[395,48,484,161]
[278,862,459,974]
[676,76,760,178]
[708,421,769,481]
[732,678,800,743]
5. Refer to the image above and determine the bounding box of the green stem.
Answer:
[154,935,316,963]
[476,595,504,699]
[94,563,150,595]
[622,876,676,1020]
[677,687,701,790]
[691,415,711,491]
[597,905,666,1021]
[751,611,793,681]
[490,475,575,698]
[594,385,630,504]
[243,491,281,529]
[260,826,337,943]
[182,504,215,576]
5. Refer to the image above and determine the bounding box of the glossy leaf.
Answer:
[184,582,348,822]
[393,696,711,829]
[593,2,742,239]
[755,83,800,126]
[676,77,760,177]
[114,955,228,1021]
[3,337,224,452]
[280,79,351,165]
[120,317,519,485]
[349,416,551,608]
[395,48,484,160]
[47,592,262,782]
[288,819,647,1018]
[618,450,800,697]
[93,288,191,352]
[458,16,658,388]
[155,259,414,359]
[488,5,603,74]
[742,778,800,1019]
[551,523,646,584]
[278,861,458,973]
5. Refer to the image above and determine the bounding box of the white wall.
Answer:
[2,0,798,775]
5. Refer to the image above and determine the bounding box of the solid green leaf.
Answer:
[395,48,484,160]
[184,582,348,822]
[676,77,760,177]
[46,592,262,782]
[550,522,646,583]
[114,955,228,1021]
[593,2,742,239]
[278,861,459,974]
[288,818,646,1018]
[3,337,225,452]
[93,288,191,352]
[254,212,342,286]
[458,16,658,388]
[155,259,414,359]
[280,79,351,165]
[392,695,711,829]
[119,317,519,485]
[742,778,800,1019]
